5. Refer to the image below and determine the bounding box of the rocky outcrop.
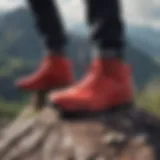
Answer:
[0,105,159,160]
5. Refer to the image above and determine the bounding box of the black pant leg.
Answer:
[28,0,66,51]
[85,0,124,58]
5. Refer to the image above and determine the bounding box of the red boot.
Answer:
[16,55,74,91]
[49,59,134,111]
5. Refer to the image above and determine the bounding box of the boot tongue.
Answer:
[92,59,125,77]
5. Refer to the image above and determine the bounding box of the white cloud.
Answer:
[122,0,160,27]
[0,0,24,11]
[57,0,84,27]
[58,0,84,22]
[58,0,160,28]
[0,0,159,28]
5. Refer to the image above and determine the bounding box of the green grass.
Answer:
[0,99,25,118]
[136,80,160,116]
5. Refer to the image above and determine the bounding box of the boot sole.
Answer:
[47,101,134,121]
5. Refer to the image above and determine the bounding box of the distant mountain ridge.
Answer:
[0,8,159,100]
[126,24,160,57]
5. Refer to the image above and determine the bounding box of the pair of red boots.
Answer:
[16,54,134,111]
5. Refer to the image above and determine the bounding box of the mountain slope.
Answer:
[126,25,160,57]
[0,8,159,100]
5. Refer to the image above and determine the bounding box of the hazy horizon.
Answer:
[0,0,159,30]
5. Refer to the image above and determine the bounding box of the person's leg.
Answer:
[16,0,74,91]
[86,0,124,59]
[49,0,134,112]
[28,0,66,53]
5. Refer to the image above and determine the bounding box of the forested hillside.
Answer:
[0,8,159,101]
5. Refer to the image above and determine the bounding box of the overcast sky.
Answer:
[0,0,160,29]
